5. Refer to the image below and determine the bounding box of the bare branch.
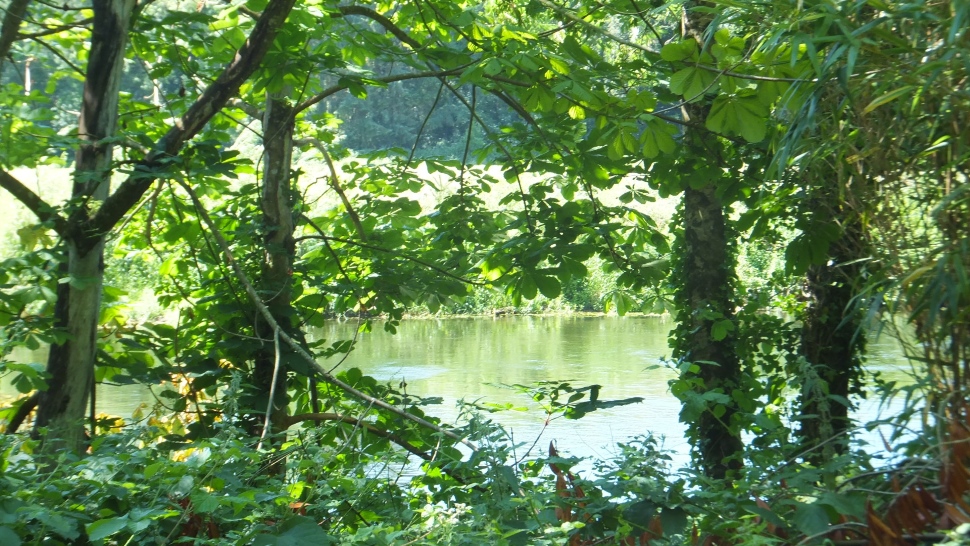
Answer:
[535,0,658,57]
[28,35,84,75]
[0,169,66,234]
[17,17,92,39]
[295,137,367,240]
[298,224,486,287]
[333,5,422,50]
[294,68,461,115]
[284,412,436,461]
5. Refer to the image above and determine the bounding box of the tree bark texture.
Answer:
[254,95,295,438]
[33,0,134,454]
[675,0,744,480]
[0,0,30,81]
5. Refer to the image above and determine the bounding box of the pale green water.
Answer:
[3,316,913,466]
[314,316,685,462]
[315,316,915,466]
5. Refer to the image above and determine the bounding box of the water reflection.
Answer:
[2,316,914,469]
[315,316,915,468]
[317,316,685,465]
[2,346,156,421]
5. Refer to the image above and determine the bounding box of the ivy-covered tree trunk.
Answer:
[798,197,867,461]
[253,95,296,440]
[679,182,744,480]
[33,0,134,454]
[672,1,744,480]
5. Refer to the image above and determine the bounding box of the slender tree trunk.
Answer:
[253,95,295,440]
[0,0,30,82]
[33,0,134,454]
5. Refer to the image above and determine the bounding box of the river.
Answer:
[2,316,913,469]
[317,316,913,468]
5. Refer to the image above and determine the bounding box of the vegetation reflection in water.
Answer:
[314,315,912,468]
[1,315,912,469]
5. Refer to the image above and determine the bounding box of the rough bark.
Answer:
[681,182,744,480]
[0,0,30,80]
[254,95,295,440]
[675,0,744,480]
[32,0,134,454]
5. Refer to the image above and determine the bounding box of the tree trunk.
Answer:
[33,0,134,454]
[673,1,744,480]
[680,182,744,480]
[253,95,296,440]
[0,0,31,81]
[798,203,866,461]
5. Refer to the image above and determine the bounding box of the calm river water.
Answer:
[3,316,912,468]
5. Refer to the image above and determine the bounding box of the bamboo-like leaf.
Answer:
[863,86,916,114]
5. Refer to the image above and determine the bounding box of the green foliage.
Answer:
[0,0,967,543]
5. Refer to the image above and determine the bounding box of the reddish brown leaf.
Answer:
[647,514,664,539]
[867,501,903,546]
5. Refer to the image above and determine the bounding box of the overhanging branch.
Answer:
[334,5,422,50]
[294,68,462,115]
[86,0,298,240]
[298,219,486,287]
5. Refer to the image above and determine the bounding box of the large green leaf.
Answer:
[660,39,697,62]
[706,93,769,142]
[87,516,128,542]
[640,118,678,158]
[670,67,716,101]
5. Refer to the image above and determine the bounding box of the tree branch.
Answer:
[28,35,84,75]
[293,68,461,115]
[333,5,422,50]
[297,223,486,287]
[17,17,92,39]
[535,0,658,58]
[86,0,298,241]
[176,177,478,451]
[294,137,367,240]
[283,412,436,462]
[0,169,66,234]
[0,0,30,80]
[2,392,39,434]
